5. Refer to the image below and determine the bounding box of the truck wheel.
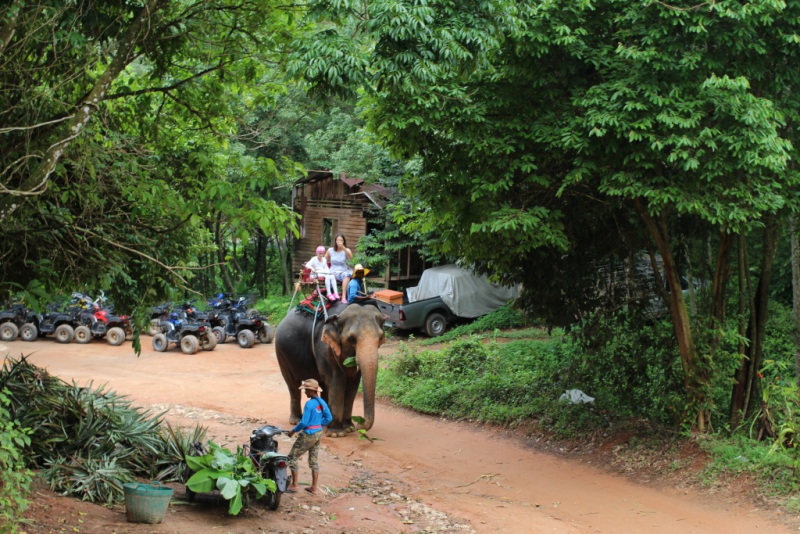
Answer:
[74,326,92,344]
[55,324,75,343]
[237,329,255,348]
[152,333,168,352]
[180,335,199,354]
[212,326,227,343]
[148,319,161,336]
[200,332,217,351]
[424,312,447,337]
[20,323,38,341]
[0,322,19,341]
[107,327,126,346]
[258,324,275,344]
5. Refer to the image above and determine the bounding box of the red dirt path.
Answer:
[1,337,792,534]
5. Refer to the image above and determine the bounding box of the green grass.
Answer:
[378,336,608,437]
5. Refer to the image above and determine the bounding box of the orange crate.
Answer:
[374,289,403,305]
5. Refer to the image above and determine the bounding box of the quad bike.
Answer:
[148,302,172,336]
[35,293,94,343]
[210,301,274,348]
[151,308,217,354]
[246,424,290,510]
[0,299,38,342]
[72,291,132,346]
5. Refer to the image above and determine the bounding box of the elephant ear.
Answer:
[321,315,342,357]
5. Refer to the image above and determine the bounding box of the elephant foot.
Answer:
[343,420,356,433]
[325,427,349,438]
[289,414,301,425]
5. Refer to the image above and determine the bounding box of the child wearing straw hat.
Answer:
[286,379,332,494]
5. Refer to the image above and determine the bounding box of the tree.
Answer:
[0,0,304,301]
[291,0,800,429]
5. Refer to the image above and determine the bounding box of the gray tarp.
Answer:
[406,265,519,318]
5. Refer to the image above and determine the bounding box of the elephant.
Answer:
[274,301,386,437]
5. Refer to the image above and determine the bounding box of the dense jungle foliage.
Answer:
[6,0,800,516]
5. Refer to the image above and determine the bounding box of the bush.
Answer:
[0,389,32,534]
[255,294,294,326]
[379,335,606,435]
[0,357,205,504]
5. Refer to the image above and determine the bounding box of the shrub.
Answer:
[418,305,534,345]
[0,389,32,534]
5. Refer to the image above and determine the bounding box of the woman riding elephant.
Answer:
[275,301,386,437]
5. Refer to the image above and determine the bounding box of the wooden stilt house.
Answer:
[291,171,429,289]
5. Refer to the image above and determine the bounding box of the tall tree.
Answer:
[292,0,800,428]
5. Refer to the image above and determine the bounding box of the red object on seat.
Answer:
[301,266,315,284]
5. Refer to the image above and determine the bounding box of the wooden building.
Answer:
[291,171,428,289]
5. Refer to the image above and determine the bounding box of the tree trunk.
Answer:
[791,215,800,386]
[275,237,292,295]
[0,0,165,221]
[730,218,780,421]
[635,200,706,431]
[215,214,235,294]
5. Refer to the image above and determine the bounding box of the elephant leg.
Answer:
[341,377,360,433]
[324,371,349,438]
[278,358,303,424]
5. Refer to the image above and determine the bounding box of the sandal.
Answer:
[285,488,297,494]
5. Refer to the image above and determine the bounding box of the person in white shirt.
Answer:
[307,246,338,301]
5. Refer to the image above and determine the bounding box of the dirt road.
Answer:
[2,337,791,534]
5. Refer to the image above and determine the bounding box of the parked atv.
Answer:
[211,303,274,348]
[72,292,132,346]
[151,308,217,354]
[0,299,37,342]
[36,294,94,343]
[148,302,172,336]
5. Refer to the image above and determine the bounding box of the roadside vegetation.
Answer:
[380,303,800,507]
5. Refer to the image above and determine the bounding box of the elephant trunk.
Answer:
[357,347,378,431]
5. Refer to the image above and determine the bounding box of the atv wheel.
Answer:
[237,329,256,348]
[258,324,275,344]
[200,332,217,351]
[148,319,161,336]
[152,333,168,352]
[20,323,38,341]
[0,322,19,341]
[180,335,200,355]
[106,327,126,346]
[212,326,227,343]
[246,308,259,318]
[74,326,92,344]
[55,324,74,343]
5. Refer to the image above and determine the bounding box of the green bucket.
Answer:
[124,481,173,524]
